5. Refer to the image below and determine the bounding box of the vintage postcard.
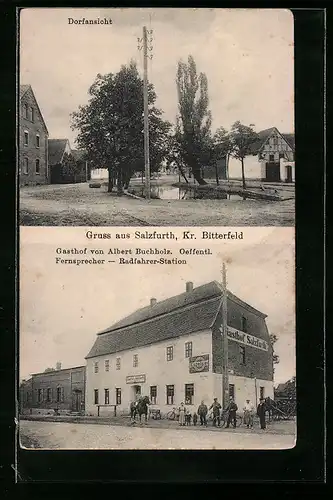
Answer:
[19,226,296,450]
[18,8,295,227]
[18,8,296,455]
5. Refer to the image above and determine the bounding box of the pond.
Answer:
[129,184,247,201]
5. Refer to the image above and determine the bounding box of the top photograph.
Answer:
[18,8,295,227]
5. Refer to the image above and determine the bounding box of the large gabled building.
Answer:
[19,85,49,186]
[85,280,274,416]
[228,127,295,183]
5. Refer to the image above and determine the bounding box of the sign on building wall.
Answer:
[189,354,209,373]
[222,326,269,351]
[126,374,146,384]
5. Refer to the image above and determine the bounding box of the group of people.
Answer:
[176,396,268,430]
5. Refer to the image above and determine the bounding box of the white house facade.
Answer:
[228,127,295,183]
[85,281,274,417]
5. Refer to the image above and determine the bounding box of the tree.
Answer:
[61,153,81,181]
[175,55,213,185]
[229,121,259,190]
[71,61,170,195]
[269,334,280,372]
[212,127,232,185]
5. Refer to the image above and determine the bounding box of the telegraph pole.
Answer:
[221,262,229,409]
[138,26,153,200]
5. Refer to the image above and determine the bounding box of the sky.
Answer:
[20,8,294,147]
[19,227,295,386]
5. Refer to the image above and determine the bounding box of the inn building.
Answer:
[85,281,274,416]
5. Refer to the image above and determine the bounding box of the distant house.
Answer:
[71,149,90,183]
[228,127,295,183]
[19,85,49,186]
[48,139,88,184]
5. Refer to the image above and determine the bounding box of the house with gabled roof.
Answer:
[19,85,49,186]
[228,127,295,183]
[48,140,88,184]
[85,280,274,416]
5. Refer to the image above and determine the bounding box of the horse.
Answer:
[131,396,150,424]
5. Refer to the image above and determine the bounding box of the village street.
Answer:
[19,180,295,227]
[20,419,295,450]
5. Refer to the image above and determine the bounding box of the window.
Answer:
[104,359,109,372]
[166,385,174,405]
[241,316,247,333]
[94,362,99,373]
[23,104,28,119]
[185,383,194,405]
[133,354,138,367]
[104,388,109,405]
[260,386,265,400]
[116,357,121,370]
[116,388,121,405]
[166,346,173,361]
[269,154,275,162]
[35,159,40,174]
[150,386,157,405]
[46,388,52,402]
[36,134,40,148]
[94,389,99,405]
[24,131,29,146]
[185,341,192,358]
[229,384,235,400]
[37,389,43,403]
[23,158,29,174]
[56,387,64,403]
[239,346,246,365]
[30,107,34,122]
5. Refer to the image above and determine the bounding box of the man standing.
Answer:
[209,398,222,427]
[257,398,267,430]
[243,399,254,428]
[197,401,208,427]
[178,402,186,426]
[225,397,238,428]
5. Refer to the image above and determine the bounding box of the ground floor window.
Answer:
[116,388,121,405]
[166,385,174,405]
[150,386,157,405]
[37,389,43,403]
[35,159,40,174]
[94,389,99,405]
[104,388,109,405]
[23,157,29,174]
[229,384,235,400]
[56,387,64,403]
[260,386,265,400]
[185,383,194,405]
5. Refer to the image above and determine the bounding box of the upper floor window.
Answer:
[29,107,34,122]
[269,154,275,162]
[36,134,40,148]
[239,345,246,365]
[166,346,173,361]
[23,104,28,119]
[104,359,109,372]
[185,341,192,358]
[116,357,121,370]
[133,354,138,368]
[241,316,247,333]
[35,159,40,174]
[94,362,99,374]
[24,131,29,146]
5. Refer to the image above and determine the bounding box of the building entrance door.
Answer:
[72,390,82,412]
[285,165,292,183]
[132,385,141,400]
[265,162,281,182]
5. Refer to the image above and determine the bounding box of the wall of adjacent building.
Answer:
[19,89,48,186]
[212,373,274,409]
[228,155,263,180]
[85,330,213,416]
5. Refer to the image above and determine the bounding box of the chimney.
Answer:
[56,362,62,370]
[186,281,194,293]
[150,298,157,307]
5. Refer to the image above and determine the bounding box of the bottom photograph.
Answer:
[19,227,295,450]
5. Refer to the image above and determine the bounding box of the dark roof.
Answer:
[31,365,85,376]
[282,133,295,151]
[20,84,30,98]
[48,139,69,165]
[86,281,267,359]
[247,127,276,154]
